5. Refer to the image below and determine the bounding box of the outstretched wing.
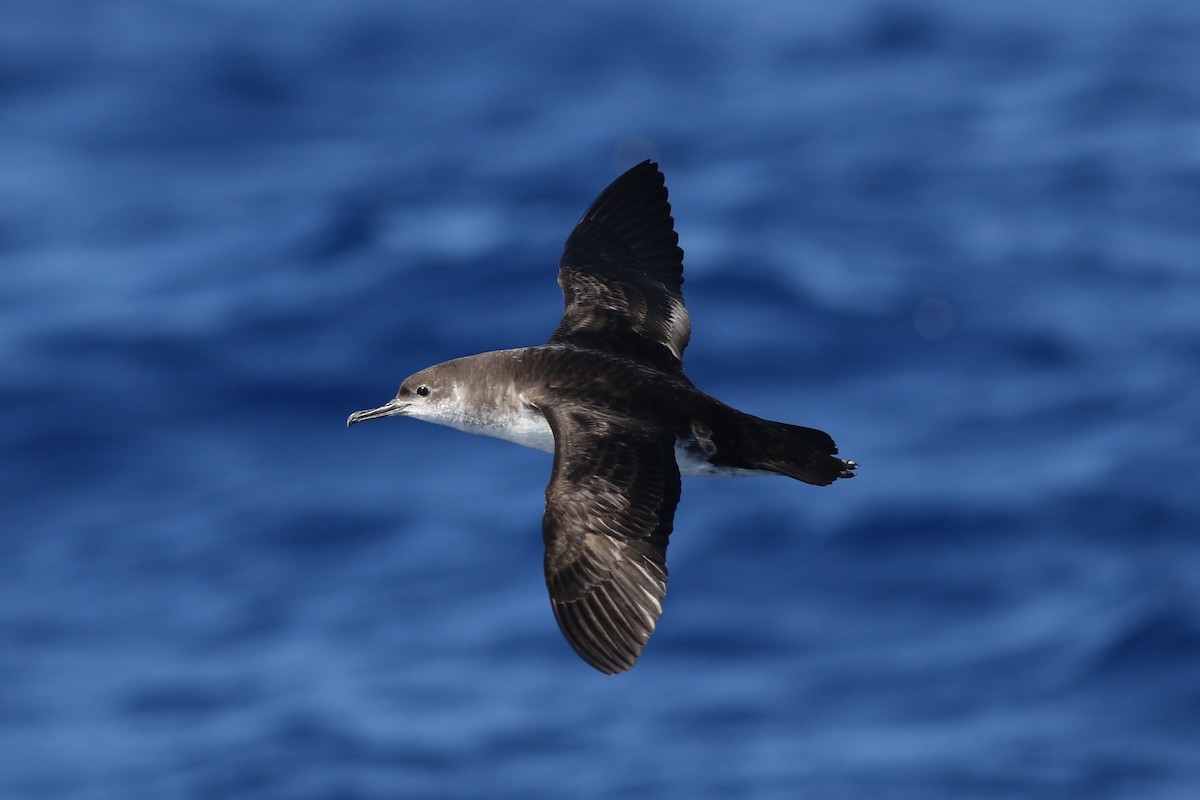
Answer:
[540,404,681,674]
[550,161,690,374]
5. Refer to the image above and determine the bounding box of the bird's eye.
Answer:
[415,385,430,397]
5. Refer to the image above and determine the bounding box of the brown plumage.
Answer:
[348,161,857,673]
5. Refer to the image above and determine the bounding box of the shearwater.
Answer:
[347,161,857,674]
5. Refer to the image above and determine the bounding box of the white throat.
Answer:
[410,387,556,454]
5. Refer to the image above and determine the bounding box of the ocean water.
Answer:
[3,1,1199,797]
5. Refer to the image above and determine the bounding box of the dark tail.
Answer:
[712,413,858,486]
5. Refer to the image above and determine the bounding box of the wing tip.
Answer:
[546,551,668,675]
[581,160,671,224]
[551,599,649,675]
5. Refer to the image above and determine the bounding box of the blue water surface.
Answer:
[3,1,1200,797]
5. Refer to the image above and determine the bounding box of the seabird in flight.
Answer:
[348,161,857,673]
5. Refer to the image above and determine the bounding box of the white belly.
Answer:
[471,406,761,478]
[474,405,556,453]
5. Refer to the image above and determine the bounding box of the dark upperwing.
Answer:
[539,403,680,673]
[549,161,690,374]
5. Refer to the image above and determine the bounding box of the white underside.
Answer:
[475,406,556,453]
[461,405,762,477]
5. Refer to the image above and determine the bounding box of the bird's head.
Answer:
[346,363,460,428]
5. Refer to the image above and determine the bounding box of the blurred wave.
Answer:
[3,1,1199,798]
